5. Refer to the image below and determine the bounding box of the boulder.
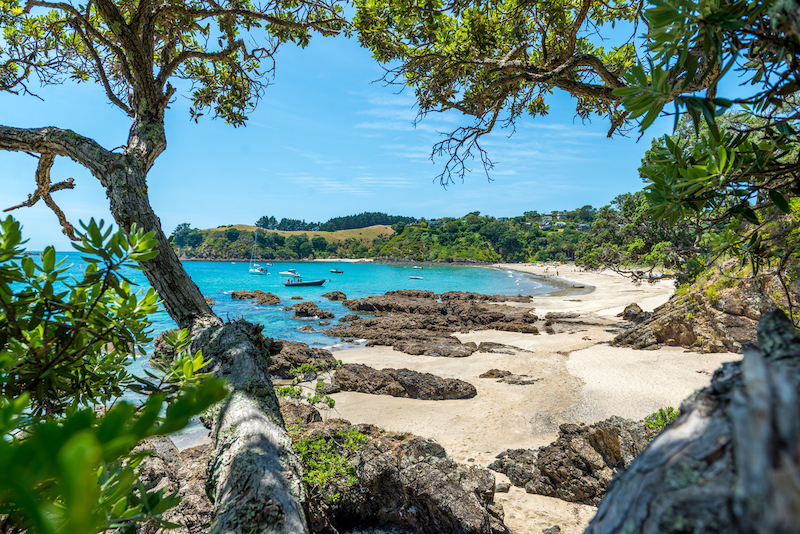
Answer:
[284,300,335,319]
[613,258,799,352]
[480,369,511,379]
[204,296,217,306]
[620,303,650,323]
[229,289,280,305]
[392,338,479,358]
[334,363,477,400]
[322,290,347,301]
[486,321,539,334]
[295,421,506,534]
[476,342,520,354]
[489,416,656,505]
[267,340,337,378]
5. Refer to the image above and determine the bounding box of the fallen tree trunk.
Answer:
[586,309,800,533]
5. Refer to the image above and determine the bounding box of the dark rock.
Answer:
[613,258,799,353]
[480,369,512,379]
[545,325,555,335]
[334,363,477,400]
[340,314,361,322]
[153,328,180,364]
[322,290,348,301]
[286,300,335,319]
[291,295,303,300]
[279,398,322,431]
[268,340,337,379]
[488,449,540,488]
[298,420,506,534]
[318,321,331,326]
[477,342,520,354]
[204,296,217,306]
[544,312,580,320]
[486,321,539,334]
[393,338,479,358]
[495,482,511,493]
[621,303,651,323]
[490,416,656,505]
[297,325,317,333]
[501,374,541,385]
[230,289,281,305]
[542,527,561,534]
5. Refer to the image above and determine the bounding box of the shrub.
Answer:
[0,216,226,533]
[645,407,680,431]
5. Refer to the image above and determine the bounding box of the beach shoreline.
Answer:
[322,263,739,534]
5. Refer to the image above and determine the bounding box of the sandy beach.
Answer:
[325,264,741,534]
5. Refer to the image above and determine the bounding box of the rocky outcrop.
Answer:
[333,363,477,400]
[230,289,281,305]
[489,416,656,505]
[204,296,217,306]
[587,310,800,533]
[479,369,540,385]
[322,290,347,301]
[325,290,539,357]
[153,328,180,363]
[613,259,799,352]
[283,300,335,319]
[392,338,479,358]
[267,339,337,378]
[285,410,506,534]
[136,437,214,534]
[620,303,650,324]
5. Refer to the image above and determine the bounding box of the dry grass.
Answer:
[208,224,394,244]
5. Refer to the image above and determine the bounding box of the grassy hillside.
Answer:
[174,225,394,260]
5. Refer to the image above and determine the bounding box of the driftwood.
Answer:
[586,309,800,533]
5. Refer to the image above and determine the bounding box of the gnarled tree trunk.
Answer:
[586,309,800,534]
[0,123,309,534]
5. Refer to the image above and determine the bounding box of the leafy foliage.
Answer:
[0,216,227,534]
[293,428,368,504]
[644,406,680,432]
[1,0,346,126]
[354,0,644,183]
[277,361,343,417]
[576,192,709,283]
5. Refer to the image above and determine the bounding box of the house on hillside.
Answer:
[539,221,553,230]
[428,219,441,228]
[497,217,510,222]
[556,221,567,228]
[557,211,568,219]
[577,223,591,232]
[542,215,553,222]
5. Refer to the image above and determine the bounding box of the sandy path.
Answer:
[325,264,740,534]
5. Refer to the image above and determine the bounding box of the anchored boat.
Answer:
[284,276,326,287]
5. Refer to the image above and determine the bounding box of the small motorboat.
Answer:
[330,268,344,273]
[284,276,326,287]
[412,265,423,269]
[249,264,269,275]
[279,268,299,276]
[409,276,423,280]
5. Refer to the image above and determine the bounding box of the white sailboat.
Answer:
[249,228,268,275]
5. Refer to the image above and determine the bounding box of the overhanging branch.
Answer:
[4,153,79,240]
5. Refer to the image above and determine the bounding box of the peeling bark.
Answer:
[586,309,800,534]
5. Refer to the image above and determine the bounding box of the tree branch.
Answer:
[3,153,79,240]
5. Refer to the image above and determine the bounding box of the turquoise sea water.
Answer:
[50,254,558,349]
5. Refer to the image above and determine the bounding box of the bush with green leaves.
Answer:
[293,428,368,504]
[645,407,680,432]
[277,361,343,419]
[0,216,227,534]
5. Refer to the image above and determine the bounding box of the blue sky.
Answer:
[1,31,674,251]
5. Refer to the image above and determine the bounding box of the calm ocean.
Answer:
[49,253,558,349]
